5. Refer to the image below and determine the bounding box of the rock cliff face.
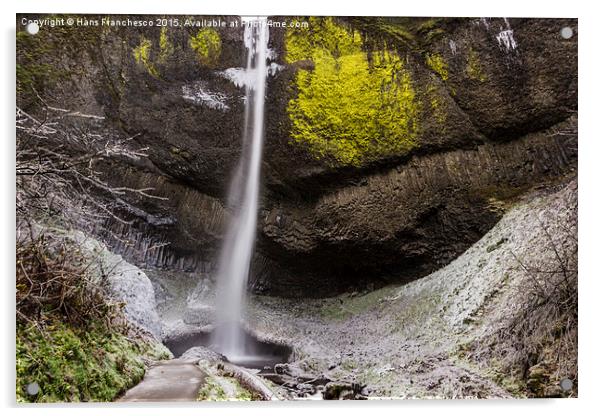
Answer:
[17,15,577,296]
[257,118,576,294]
[245,179,577,398]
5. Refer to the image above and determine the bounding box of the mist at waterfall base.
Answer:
[208,17,274,367]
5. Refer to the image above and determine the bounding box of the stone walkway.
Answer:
[119,359,205,402]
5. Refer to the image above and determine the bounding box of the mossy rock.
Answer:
[16,319,167,402]
[189,28,222,67]
[285,17,420,168]
[133,37,159,77]
[425,53,448,81]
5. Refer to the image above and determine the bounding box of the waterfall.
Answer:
[211,17,269,360]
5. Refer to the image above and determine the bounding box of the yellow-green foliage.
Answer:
[286,17,419,167]
[133,37,159,77]
[197,375,255,401]
[189,28,222,67]
[425,53,448,81]
[16,320,169,402]
[197,377,227,401]
[466,48,487,82]
[285,17,362,63]
[372,22,415,44]
[158,27,174,63]
[427,84,447,124]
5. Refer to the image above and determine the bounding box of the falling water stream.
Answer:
[211,17,270,364]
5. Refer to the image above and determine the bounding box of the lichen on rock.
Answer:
[158,26,174,63]
[133,37,159,77]
[189,28,222,67]
[71,230,163,339]
[425,52,448,81]
[285,17,420,167]
[466,48,487,82]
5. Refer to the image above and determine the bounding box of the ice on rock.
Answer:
[182,82,230,111]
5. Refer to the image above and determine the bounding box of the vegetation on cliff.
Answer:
[285,17,420,167]
[134,37,159,77]
[189,28,222,67]
[425,53,448,81]
[465,48,487,82]
[16,320,169,403]
[16,89,169,402]
[15,15,578,401]
[15,222,170,402]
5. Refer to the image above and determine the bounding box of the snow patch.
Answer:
[449,40,457,55]
[220,63,283,90]
[267,48,278,60]
[496,18,518,52]
[220,67,253,89]
[182,82,230,111]
[268,62,284,76]
[496,30,518,51]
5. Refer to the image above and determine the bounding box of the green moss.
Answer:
[341,359,359,371]
[16,30,69,107]
[286,17,420,167]
[133,37,159,77]
[189,28,221,67]
[17,16,103,108]
[16,320,165,403]
[285,17,362,63]
[389,293,444,335]
[233,382,255,401]
[427,84,447,124]
[417,19,440,33]
[424,28,447,45]
[197,375,256,401]
[430,96,445,124]
[358,19,415,46]
[320,286,397,321]
[413,18,448,46]
[158,27,174,63]
[197,376,227,401]
[133,29,175,76]
[425,53,448,81]
[450,348,527,397]
[466,48,487,82]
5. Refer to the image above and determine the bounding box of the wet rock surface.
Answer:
[256,117,577,295]
[18,16,578,296]
[17,15,578,401]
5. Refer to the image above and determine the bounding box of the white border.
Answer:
[2,1,600,415]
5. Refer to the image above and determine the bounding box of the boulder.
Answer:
[180,346,226,363]
[73,231,162,339]
[322,381,368,400]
